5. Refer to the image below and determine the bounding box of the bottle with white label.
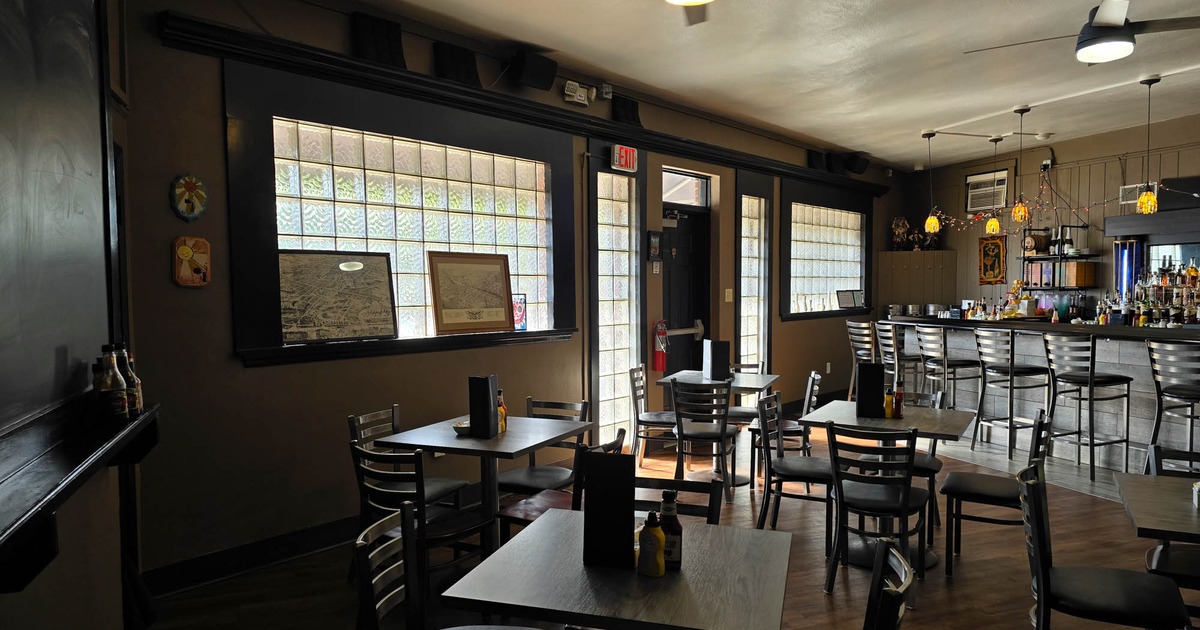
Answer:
[660,490,683,572]
[98,344,129,422]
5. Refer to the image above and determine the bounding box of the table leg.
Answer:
[480,456,499,552]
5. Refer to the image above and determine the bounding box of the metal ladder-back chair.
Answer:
[846,321,876,401]
[1145,341,1200,465]
[671,378,737,503]
[972,329,1050,460]
[875,322,922,392]
[756,391,832,557]
[1043,333,1131,482]
[629,364,677,466]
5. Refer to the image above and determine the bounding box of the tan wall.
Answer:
[927,114,1200,303]
[125,0,897,570]
[0,471,122,629]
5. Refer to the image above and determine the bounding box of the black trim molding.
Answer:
[240,328,577,367]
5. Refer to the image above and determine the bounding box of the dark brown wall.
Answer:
[125,0,899,571]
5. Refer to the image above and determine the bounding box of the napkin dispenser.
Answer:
[581,450,635,568]
[467,374,498,438]
[702,339,731,381]
[855,362,886,419]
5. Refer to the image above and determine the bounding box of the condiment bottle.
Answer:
[114,343,143,416]
[660,491,683,572]
[884,388,894,419]
[98,344,129,423]
[893,378,904,420]
[496,389,508,433]
[637,512,666,577]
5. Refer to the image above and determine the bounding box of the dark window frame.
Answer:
[734,170,773,372]
[224,60,577,366]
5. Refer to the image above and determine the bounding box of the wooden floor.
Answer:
[153,428,1188,630]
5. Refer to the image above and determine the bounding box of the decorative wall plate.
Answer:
[170,174,208,222]
[173,236,211,287]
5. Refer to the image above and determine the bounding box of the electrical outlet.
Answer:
[724,288,733,303]
[826,362,832,374]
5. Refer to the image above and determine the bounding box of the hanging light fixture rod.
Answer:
[921,131,937,139]
[1013,106,1032,116]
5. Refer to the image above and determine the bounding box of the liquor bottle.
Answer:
[637,512,666,578]
[1188,257,1199,288]
[114,343,143,416]
[98,344,129,422]
[893,378,904,420]
[660,490,683,572]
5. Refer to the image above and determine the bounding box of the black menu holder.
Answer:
[581,450,635,569]
[702,339,731,381]
[855,362,886,419]
[467,375,498,438]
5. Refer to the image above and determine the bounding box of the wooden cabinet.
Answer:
[877,251,957,308]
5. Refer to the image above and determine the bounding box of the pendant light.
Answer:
[1137,76,1161,215]
[1010,107,1030,224]
[985,135,1003,235]
[922,131,940,234]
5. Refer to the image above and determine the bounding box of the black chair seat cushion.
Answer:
[1163,383,1200,402]
[1053,371,1133,387]
[840,480,929,514]
[421,508,494,542]
[374,476,468,504]
[771,455,833,482]
[638,410,676,426]
[1048,565,1189,628]
[748,418,806,434]
[677,421,739,440]
[858,453,943,476]
[729,405,759,419]
[497,465,573,494]
[1147,542,1200,587]
[984,363,1049,377]
[924,358,977,371]
[938,471,1019,507]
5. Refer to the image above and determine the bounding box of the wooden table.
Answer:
[656,370,780,488]
[377,415,593,548]
[801,400,976,568]
[442,508,792,630]
[1114,472,1200,544]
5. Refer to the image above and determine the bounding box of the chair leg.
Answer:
[824,508,846,593]
[971,372,988,451]
[632,425,642,466]
[674,439,685,479]
[756,478,771,529]
[848,362,858,401]
[770,481,783,529]
[926,475,939,542]
[944,497,956,578]
[1123,384,1131,474]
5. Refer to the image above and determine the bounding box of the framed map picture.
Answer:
[428,252,514,334]
[979,235,1007,285]
[279,251,396,343]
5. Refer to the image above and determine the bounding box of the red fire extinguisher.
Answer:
[652,320,668,372]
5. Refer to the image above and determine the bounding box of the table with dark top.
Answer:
[802,400,976,568]
[377,415,593,548]
[1114,472,1200,544]
[442,508,791,630]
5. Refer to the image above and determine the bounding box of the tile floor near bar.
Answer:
[153,427,1184,630]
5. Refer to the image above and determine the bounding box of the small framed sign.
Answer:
[647,230,663,261]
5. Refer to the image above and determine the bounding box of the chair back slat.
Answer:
[731,362,764,373]
[827,423,917,491]
[862,538,914,630]
[348,406,399,450]
[1042,333,1095,375]
[1149,444,1200,478]
[1147,340,1200,390]
[874,322,902,375]
[630,364,650,415]
[350,442,426,518]
[633,477,723,524]
[915,325,951,363]
[758,392,785,463]
[525,397,590,462]
[802,371,822,417]
[848,321,876,362]
[974,328,1016,369]
[1028,412,1051,464]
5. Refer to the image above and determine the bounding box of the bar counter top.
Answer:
[887,315,1200,341]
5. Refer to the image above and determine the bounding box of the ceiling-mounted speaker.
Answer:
[611,94,642,127]
[807,150,827,171]
[511,50,558,91]
[350,13,406,70]
[432,42,481,88]
[842,153,870,175]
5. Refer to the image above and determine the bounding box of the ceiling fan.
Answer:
[664,0,713,26]
[964,0,1200,63]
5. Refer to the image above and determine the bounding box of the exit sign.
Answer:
[611,145,638,173]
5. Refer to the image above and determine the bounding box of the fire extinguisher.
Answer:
[652,320,668,372]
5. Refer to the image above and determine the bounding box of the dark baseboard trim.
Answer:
[143,516,359,597]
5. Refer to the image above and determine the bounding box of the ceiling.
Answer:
[367,0,1200,171]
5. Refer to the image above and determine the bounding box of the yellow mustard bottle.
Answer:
[637,512,666,577]
[496,389,508,433]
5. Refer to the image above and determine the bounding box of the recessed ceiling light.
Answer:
[339,261,364,272]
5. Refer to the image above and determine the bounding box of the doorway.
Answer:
[662,208,711,375]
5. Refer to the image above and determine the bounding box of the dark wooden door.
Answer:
[663,210,710,375]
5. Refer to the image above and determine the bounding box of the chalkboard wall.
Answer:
[0,0,108,433]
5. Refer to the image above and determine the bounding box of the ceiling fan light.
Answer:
[985,217,1001,235]
[1075,23,1135,63]
[664,0,713,5]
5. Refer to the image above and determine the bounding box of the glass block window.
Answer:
[595,172,639,446]
[738,194,769,404]
[272,117,552,339]
[788,203,864,314]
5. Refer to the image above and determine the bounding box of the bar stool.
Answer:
[1145,340,1200,460]
[915,325,980,409]
[1043,333,1132,482]
[846,321,876,400]
[973,328,1051,460]
[875,322,922,391]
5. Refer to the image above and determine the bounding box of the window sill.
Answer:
[238,328,578,367]
[779,307,873,322]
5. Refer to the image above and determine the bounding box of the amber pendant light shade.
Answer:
[1137,77,1160,215]
[922,131,940,234]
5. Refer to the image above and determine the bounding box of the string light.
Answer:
[1137,77,1161,215]
[923,131,940,234]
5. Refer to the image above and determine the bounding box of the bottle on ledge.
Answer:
[114,342,143,416]
[98,344,129,423]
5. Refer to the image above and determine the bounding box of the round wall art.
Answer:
[170,174,208,222]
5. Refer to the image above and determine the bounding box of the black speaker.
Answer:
[432,42,481,88]
[611,94,642,127]
[842,153,871,175]
[350,13,406,70]
[807,150,827,171]
[511,50,558,91]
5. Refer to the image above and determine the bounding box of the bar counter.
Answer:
[881,316,1200,474]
